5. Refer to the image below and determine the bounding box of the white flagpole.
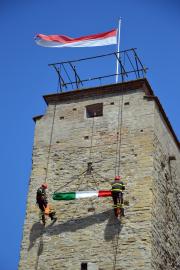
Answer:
[116,18,122,83]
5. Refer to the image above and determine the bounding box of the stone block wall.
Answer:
[151,101,180,270]
[19,80,179,270]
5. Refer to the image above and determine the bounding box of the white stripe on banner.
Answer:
[76,191,98,199]
[35,36,117,48]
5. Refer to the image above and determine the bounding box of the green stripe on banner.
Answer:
[53,192,76,200]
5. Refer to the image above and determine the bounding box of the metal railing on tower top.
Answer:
[48,48,148,92]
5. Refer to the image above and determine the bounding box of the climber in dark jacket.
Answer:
[36,183,48,212]
[36,184,56,224]
[111,176,125,216]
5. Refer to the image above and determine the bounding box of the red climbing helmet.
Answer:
[114,176,121,181]
[41,183,48,189]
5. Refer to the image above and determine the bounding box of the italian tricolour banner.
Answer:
[35,29,117,48]
[53,190,112,200]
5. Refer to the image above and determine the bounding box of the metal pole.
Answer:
[116,18,122,83]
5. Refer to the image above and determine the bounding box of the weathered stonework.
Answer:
[152,102,180,270]
[19,79,180,270]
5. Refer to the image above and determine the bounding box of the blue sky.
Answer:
[0,1,179,269]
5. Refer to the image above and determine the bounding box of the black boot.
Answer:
[49,212,56,221]
[42,214,46,225]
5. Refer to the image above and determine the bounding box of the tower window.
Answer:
[86,103,103,118]
[81,262,88,270]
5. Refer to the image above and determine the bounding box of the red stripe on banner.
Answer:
[98,190,112,197]
[36,29,117,44]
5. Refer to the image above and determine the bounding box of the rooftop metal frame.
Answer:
[49,48,148,92]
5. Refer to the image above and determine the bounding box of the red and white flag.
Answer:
[35,29,117,48]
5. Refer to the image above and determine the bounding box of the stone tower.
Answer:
[19,78,180,270]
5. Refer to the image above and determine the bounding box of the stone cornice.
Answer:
[43,78,154,104]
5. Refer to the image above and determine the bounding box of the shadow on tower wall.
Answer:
[28,222,44,251]
[28,209,123,251]
[104,211,123,241]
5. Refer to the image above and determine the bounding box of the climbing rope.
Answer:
[35,102,57,270]
[34,231,44,270]
[112,220,121,270]
[53,169,87,193]
[53,111,96,193]
[115,93,124,177]
[34,80,126,270]
[91,173,99,190]
[111,87,125,269]
[89,112,96,162]
[44,103,57,184]
[53,166,100,194]
[92,170,109,182]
